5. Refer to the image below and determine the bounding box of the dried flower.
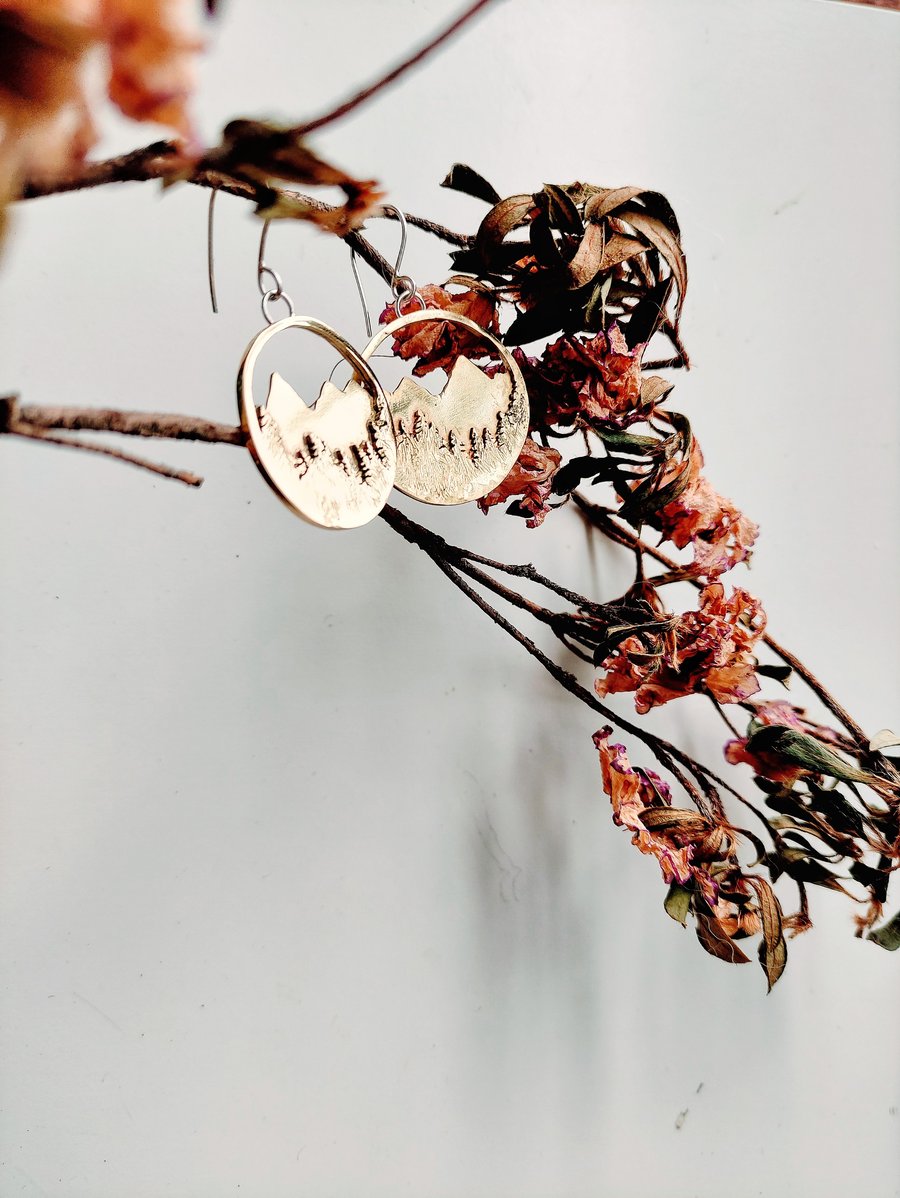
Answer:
[597,582,766,712]
[477,436,562,527]
[379,283,498,376]
[654,438,759,580]
[0,0,202,202]
[516,325,646,430]
[102,0,202,139]
[725,700,843,785]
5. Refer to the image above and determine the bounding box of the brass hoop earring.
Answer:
[238,315,396,529]
[362,308,529,506]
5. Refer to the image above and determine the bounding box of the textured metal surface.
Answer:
[363,311,529,505]
[238,316,396,529]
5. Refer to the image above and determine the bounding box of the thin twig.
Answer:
[5,397,246,445]
[11,427,203,487]
[707,692,742,739]
[22,157,471,249]
[454,547,592,606]
[21,161,467,295]
[294,0,497,137]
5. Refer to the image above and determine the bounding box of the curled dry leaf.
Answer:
[695,911,751,965]
[747,876,788,989]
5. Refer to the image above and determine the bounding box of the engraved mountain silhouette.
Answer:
[251,371,396,528]
[387,355,529,505]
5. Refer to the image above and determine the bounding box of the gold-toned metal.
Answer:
[238,316,396,529]
[361,311,529,506]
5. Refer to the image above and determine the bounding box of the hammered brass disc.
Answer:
[362,311,529,506]
[238,316,396,529]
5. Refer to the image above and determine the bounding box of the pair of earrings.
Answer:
[230,209,529,530]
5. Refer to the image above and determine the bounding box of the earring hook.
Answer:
[256,219,295,324]
[206,192,294,323]
[381,204,421,309]
[349,247,373,339]
[207,189,219,314]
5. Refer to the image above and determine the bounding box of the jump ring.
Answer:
[258,265,284,299]
[392,273,417,302]
[397,289,426,314]
[261,289,295,324]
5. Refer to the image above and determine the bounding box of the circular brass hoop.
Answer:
[238,316,397,529]
[361,310,530,506]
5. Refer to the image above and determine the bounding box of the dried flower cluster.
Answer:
[0,0,202,198]
[377,167,900,986]
[0,1,383,236]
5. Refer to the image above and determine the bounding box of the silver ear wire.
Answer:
[256,219,295,324]
[381,204,423,310]
[349,248,373,339]
[207,194,296,324]
[207,189,219,314]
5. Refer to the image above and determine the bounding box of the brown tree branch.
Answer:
[2,392,891,810]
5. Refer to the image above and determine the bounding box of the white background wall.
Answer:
[1,2,898,1195]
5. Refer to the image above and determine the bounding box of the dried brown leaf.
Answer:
[202,120,383,234]
[474,194,535,262]
[695,911,752,964]
[639,808,711,836]
[640,375,675,408]
[748,877,788,989]
[617,207,688,323]
[583,186,648,222]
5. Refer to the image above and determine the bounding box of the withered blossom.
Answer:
[593,727,787,982]
[725,700,843,785]
[379,283,499,376]
[0,0,202,202]
[516,326,646,431]
[655,438,759,580]
[477,437,562,527]
[596,582,766,712]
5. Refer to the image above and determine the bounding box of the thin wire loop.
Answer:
[395,281,426,313]
[261,289,295,323]
[258,264,285,299]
